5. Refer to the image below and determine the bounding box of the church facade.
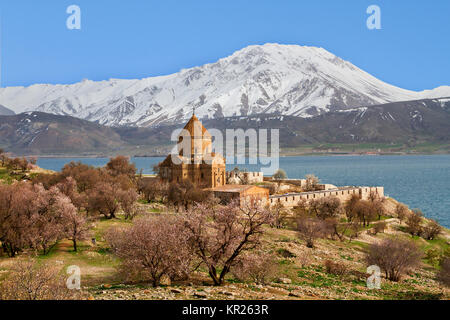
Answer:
[158,114,226,188]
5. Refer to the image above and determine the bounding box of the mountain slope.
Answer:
[3,97,449,156]
[196,97,450,147]
[0,105,15,116]
[0,112,125,155]
[1,43,449,127]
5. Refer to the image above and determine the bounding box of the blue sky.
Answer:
[1,0,449,91]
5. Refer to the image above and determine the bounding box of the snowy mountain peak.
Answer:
[0,43,449,127]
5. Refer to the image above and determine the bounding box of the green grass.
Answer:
[0,168,16,184]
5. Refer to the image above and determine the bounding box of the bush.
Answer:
[366,238,422,282]
[232,252,278,285]
[296,251,312,267]
[277,248,296,258]
[324,260,347,276]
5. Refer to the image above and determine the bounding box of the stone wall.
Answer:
[269,186,384,208]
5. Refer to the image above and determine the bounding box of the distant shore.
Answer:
[23,151,450,158]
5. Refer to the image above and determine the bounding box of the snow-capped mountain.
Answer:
[0,104,15,116]
[1,43,449,127]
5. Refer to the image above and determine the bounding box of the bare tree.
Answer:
[29,185,69,255]
[296,215,325,248]
[368,192,387,220]
[322,217,351,242]
[62,203,91,252]
[310,196,342,220]
[168,181,209,211]
[117,188,139,220]
[0,182,74,256]
[344,194,361,222]
[60,162,103,193]
[183,200,273,286]
[272,169,287,181]
[87,182,121,219]
[422,219,442,240]
[269,202,289,229]
[106,155,137,179]
[106,216,192,287]
[56,177,87,211]
[354,200,377,227]
[366,238,422,282]
[304,174,319,191]
[406,209,423,236]
[138,178,169,203]
[0,182,36,257]
[395,203,409,221]
[18,157,29,172]
[0,260,80,300]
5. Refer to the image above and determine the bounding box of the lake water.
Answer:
[36,155,450,228]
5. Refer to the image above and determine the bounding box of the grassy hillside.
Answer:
[1,199,448,300]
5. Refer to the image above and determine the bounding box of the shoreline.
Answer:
[28,152,450,158]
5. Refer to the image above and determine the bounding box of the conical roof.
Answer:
[181,114,212,138]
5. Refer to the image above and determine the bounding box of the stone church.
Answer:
[158,114,226,188]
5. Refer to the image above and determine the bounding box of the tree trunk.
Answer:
[73,239,77,252]
[219,265,231,285]
[208,266,221,286]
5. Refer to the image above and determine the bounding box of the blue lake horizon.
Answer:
[36,155,450,228]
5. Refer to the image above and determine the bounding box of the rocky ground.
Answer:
[83,214,449,301]
[1,173,448,300]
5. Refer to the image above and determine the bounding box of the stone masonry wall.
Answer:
[269,186,384,208]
